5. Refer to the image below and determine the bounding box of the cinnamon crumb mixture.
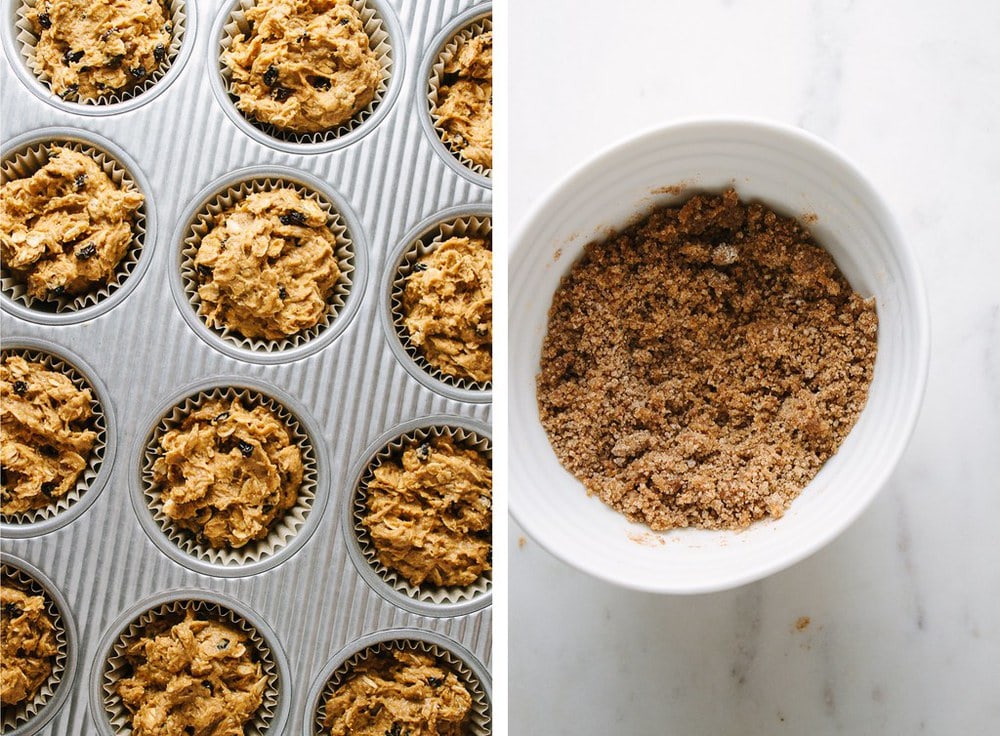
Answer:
[537,190,877,530]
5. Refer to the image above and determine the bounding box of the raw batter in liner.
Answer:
[323,649,472,736]
[224,0,381,134]
[363,435,491,588]
[151,397,303,549]
[434,27,492,169]
[402,236,492,384]
[0,146,144,301]
[1,584,58,707]
[26,0,173,100]
[1,354,98,516]
[117,608,267,736]
[195,187,341,341]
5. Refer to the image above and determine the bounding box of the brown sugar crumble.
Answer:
[536,190,877,531]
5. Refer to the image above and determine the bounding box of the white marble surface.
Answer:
[508,0,1000,733]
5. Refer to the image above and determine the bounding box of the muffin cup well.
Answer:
[420,3,492,188]
[0,338,116,538]
[0,131,155,324]
[169,167,367,364]
[131,379,327,578]
[7,0,192,114]
[306,629,492,736]
[344,417,493,617]
[212,0,404,153]
[1,556,77,736]
[92,591,288,736]
[382,205,492,402]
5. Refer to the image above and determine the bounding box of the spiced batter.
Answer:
[1,584,58,707]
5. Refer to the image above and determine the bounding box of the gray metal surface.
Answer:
[0,0,491,732]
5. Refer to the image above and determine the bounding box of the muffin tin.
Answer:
[0,0,492,733]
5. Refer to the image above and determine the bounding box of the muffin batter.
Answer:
[151,397,303,549]
[0,146,144,301]
[1,354,98,516]
[224,0,381,134]
[363,436,491,588]
[537,190,878,530]
[117,608,267,736]
[323,649,472,736]
[195,188,341,341]
[26,0,172,100]
[402,236,492,384]
[1,584,58,707]
[434,28,492,169]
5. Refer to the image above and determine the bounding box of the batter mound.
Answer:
[117,608,267,736]
[0,146,144,301]
[151,397,303,549]
[363,436,491,588]
[323,649,472,736]
[434,28,492,169]
[224,0,381,134]
[26,0,173,100]
[402,236,492,384]
[195,187,342,341]
[1,354,98,516]
[1,584,58,707]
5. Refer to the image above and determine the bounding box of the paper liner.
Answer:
[312,637,491,736]
[13,0,187,106]
[179,176,356,354]
[427,14,493,178]
[101,598,279,736]
[0,562,70,734]
[0,138,148,314]
[0,346,109,527]
[218,0,394,144]
[139,386,319,569]
[390,214,493,392]
[353,424,492,607]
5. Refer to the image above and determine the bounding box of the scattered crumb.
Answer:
[795,616,811,631]
[553,248,562,262]
[517,536,526,549]
[652,183,687,196]
[801,212,819,224]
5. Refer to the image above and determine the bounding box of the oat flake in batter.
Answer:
[0,146,144,302]
[224,0,381,134]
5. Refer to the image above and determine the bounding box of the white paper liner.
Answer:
[13,0,187,105]
[0,139,148,314]
[427,15,493,178]
[140,386,319,569]
[0,562,70,733]
[218,0,394,144]
[391,215,493,392]
[312,637,491,736]
[179,176,356,354]
[353,425,492,607]
[101,598,279,736]
[0,346,109,526]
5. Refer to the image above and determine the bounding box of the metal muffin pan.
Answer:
[0,0,492,733]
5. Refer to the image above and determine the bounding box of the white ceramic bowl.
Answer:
[509,118,930,594]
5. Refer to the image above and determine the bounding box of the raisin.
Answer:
[131,65,147,79]
[74,173,87,189]
[50,285,66,297]
[108,54,124,69]
[307,75,331,90]
[3,603,22,618]
[279,211,306,226]
[63,49,84,65]
[12,380,27,396]
[213,411,230,424]
[386,725,402,736]
[340,17,350,26]
[197,264,212,278]
[203,680,213,693]
[237,440,254,457]
[217,638,229,650]
[278,286,287,299]
[427,676,443,687]
[272,86,293,102]
[184,727,194,736]
[37,13,51,29]
[297,33,310,43]
[262,64,279,87]
[153,44,166,63]
[59,83,79,99]
[76,243,97,260]
[41,481,57,494]
[416,443,431,461]
[39,445,58,458]
[164,22,173,33]
[100,29,114,42]
[412,263,427,272]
